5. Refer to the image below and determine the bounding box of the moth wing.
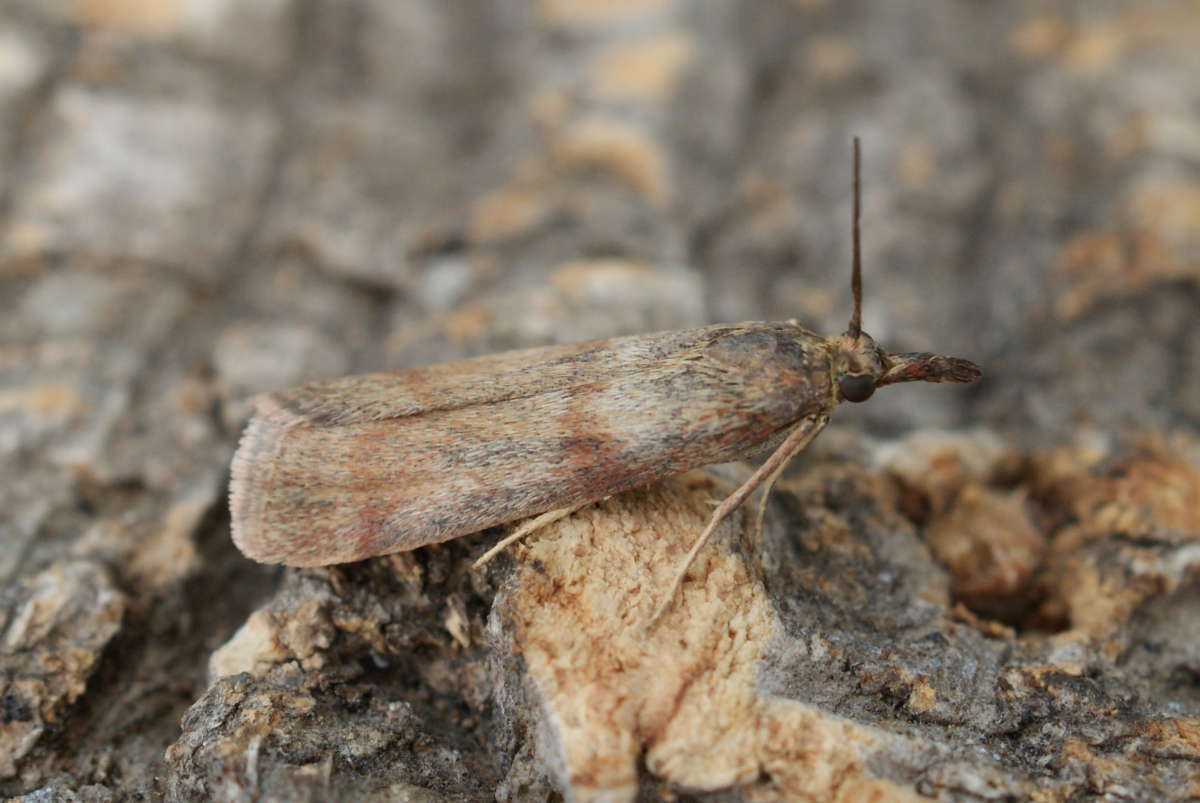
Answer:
[261,335,667,427]
[230,324,829,566]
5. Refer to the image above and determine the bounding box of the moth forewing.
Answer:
[229,323,834,567]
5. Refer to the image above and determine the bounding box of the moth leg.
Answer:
[649,414,829,626]
[473,501,591,569]
[750,446,796,544]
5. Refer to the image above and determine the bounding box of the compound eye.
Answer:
[839,373,876,403]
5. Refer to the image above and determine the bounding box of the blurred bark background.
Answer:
[1,0,1198,800]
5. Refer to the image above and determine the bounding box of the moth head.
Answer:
[830,136,981,405]
[830,327,983,403]
[830,330,886,403]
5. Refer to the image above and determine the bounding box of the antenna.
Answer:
[848,136,863,341]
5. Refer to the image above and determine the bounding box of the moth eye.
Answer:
[839,373,876,403]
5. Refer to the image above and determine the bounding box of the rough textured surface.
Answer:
[0,561,126,780]
[490,474,929,801]
[1,0,1198,800]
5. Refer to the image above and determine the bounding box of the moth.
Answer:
[229,138,980,619]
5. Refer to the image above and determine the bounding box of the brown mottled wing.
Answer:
[230,322,831,566]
